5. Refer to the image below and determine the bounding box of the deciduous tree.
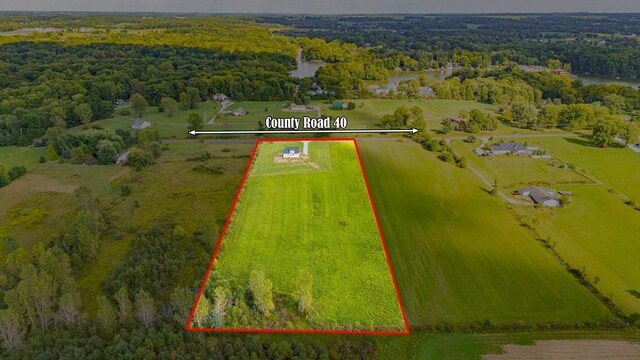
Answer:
[249,270,275,316]
[96,295,117,334]
[295,270,313,315]
[160,97,178,117]
[130,93,148,118]
[135,289,155,328]
[114,286,131,323]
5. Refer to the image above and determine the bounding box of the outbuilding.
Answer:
[518,186,560,207]
[132,119,151,130]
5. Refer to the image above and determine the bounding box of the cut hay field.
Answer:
[194,140,405,331]
[452,140,591,188]
[358,140,613,326]
[527,136,640,201]
[513,185,640,314]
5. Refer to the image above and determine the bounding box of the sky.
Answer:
[1,0,640,14]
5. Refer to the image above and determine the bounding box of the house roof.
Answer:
[132,119,149,128]
[284,146,300,154]
[491,142,526,152]
[519,186,558,204]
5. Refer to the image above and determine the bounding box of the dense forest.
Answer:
[0,42,296,146]
[264,14,640,78]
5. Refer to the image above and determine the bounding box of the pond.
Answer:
[288,50,326,79]
[574,74,640,89]
[366,69,454,89]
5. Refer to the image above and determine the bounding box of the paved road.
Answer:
[614,136,640,153]
[161,136,412,144]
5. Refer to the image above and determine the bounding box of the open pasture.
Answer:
[514,185,640,314]
[358,140,612,326]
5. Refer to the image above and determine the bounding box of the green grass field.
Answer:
[196,140,405,330]
[358,140,612,326]
[513,185,640,314]
[527,136,640,201]
[323,99,499,131]
[90,101,221,137]
[452,140,590,188]
[1,142,254,314]
[0,146,46,170]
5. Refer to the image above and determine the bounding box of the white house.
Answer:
[282,146,300,158]
[212,93,229,102]
[232,107,246,116]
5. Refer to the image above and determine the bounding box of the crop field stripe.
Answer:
[353,139,411,334]
[186,138,410,335]
[185,139,261,331]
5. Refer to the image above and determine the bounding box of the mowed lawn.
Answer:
[0,146,46,170]
[358,140,612,326]
[452,140,590,188]
[528,136,640,201]
[92,101,220,137]
[516,185,640,314]
[208,140,405,329]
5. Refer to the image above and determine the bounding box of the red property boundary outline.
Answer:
[185,138,410,335]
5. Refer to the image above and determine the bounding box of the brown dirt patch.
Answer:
[483,340,640,360]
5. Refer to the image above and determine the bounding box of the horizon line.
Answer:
[1,10,640,16]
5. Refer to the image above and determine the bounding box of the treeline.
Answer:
[271,14,640,78]
[0,186,378,358]
[0,165,27,188]
[195,269,319,330]
[0,15,298,56]
[43,125,161,168]
[0,42,297,146]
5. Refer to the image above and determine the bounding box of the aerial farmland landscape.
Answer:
[0,1,640,359]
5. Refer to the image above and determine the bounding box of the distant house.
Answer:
[116,152,129,166]
[490,142,532,155]
[418,86,435,97]
[232,107,246,116]
[330,101,347,110]
[282,146,300,158]
[213,93,229,102]
[287,103,308,111]
[518,186,560,207]
[132,119,151,130]
[368,85,391,95]
[115,99,127,106]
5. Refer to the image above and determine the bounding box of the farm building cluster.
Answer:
[515,186,572,207]
[476,141,550,158]
[517,186,560,207]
